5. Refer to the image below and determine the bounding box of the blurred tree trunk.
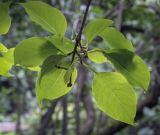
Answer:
[62,96,68,135]
[82,90,95,135]
[75,65,88,135]
[38,100,58,135]
[15,76,26,135]
[116,0,124,30]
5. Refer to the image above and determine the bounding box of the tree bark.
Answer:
[38,100,58,135]
[82,91,95,135]
[62,96,68,135]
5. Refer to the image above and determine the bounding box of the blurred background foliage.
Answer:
[0,0,160,135]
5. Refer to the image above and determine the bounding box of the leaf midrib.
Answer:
[106,54,144,89]
[26,7,57,34]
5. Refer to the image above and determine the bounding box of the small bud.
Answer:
[67,82,72,87]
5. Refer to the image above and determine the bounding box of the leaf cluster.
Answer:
[0,1,150,124]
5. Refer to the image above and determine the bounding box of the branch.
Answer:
[71,0,92,63]
[121,24,145,33]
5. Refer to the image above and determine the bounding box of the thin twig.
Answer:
[71,0,92,63]
[68,0,92,87]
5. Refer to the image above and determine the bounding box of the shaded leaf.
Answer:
[103,49,150,90]
[40,55,64,82]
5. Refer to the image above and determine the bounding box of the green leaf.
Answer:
[103,49,150,90]
[99,27,134,51]
[48,36,74,54]
[21,1,67,36]
[88,49,107,64]
[64,62,77,85]
[0,2,11,35]
[36,55,77,104]
[0,57,12,76]
[2,48,15,64]
[0,43,13,76]
[39,55,64,82]
[0,43,8,52]
[92,72,136,124]
[14,37,58,67]
[27,67,41,72]
[85,19,113,43]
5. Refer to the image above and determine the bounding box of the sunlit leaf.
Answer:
[0,2,11,35]
[21,1,67,36]
[92,72,136,124]
[100,27,134,51]
[0,43,8,52]
[64,62,77,85]
[14,37,58,67]
[2,48,15,64]
[27,67,41,72]
[0,57,12,76]
[85,19,113,43]
[36,55,77,104]
[88,49,107,64]
[103,49,150,90]
[48,35,74,54]
[0,43,13,76]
